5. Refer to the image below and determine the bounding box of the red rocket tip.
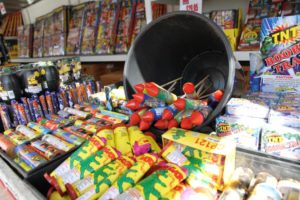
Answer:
[126,99,140,110]
[154,119,168,130]
[162,109,173,120]
[183,82,195,94]
[132,93,145,103]
[130,113,141,125]
[174,98,186,110]
[139,120,151,131]
[142,111,155,122]
[168,119,179,129]
[180,117,193,130]
[134,83,145,93]
[190,111,204,126]
[145,82,159,97]
[213,90,224,102]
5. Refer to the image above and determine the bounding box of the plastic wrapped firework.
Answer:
[27,122,52,135]
[96,127,115,147]
[48,146,120,195]
[16,125,41,140]
[42,134,75,152]
[117,163,187,200]
[39,95,48,116]
[38,118,60,130]
[145,82,178,104]
[63,125,92,139]
[99,153,158,200]
[52,128,85,146]
[0,104,13,130]
[64,107,91,119]
[114,125,133,156]
[21,97,33,122]
[174,98,207,111]
[66,156,135,199]
[26,97,36,122]
[10,100,22,126]
[17,104,29,124]
[15,144,47,168]
[44,136,106,183]
[132,93,166,108]
[51,92,59,113]
[182,82,199,99]
[130,108,148,125]
[30,97,43,120]
[4,129,31,145]
[30,140,63,160]
[45,91,55,114]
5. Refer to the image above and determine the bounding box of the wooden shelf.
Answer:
[10,54,128,63]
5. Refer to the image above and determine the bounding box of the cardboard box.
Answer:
[162,128,236,190]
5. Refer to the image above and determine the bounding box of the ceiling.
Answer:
[1,0,40,13]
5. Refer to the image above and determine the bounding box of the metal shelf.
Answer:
[10,54,128,63]
[4,36,18,40]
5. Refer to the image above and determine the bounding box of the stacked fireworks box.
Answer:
[17,25,33,58]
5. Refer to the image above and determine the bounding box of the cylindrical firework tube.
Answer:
[66,156,135,199]
[42,134,75,152]
[174,110,193,124]
[30,97,43,120]
[27,122,52,135]
[145,82,177,104]
[99,153,158,200]
[31,140,63,160]
[21,97,33,122]
[132,93,166,108]
[127,126,145,146]
[16,125,41,140]
[46,91,55,114]
[129,108,148,126]
[17,104,28,125]
[26,98,36,122]
[94,113,124,125]
[142,107,165,123]
[63,126,91,139]
[162,104,179,120]
[51,146,120,194]
[174,98,207,111]
[52,129,85,146]
[0,104,13,130]
[15,144,47,168]
[38,118,60,130]
[0,134,16,157]
[114,125,133,156]
[51,92,59,114]
[11,100,22,125]
[39,95,48,116]
[182,82,198,99]
[4,129,31,145]
[64,107,91,119]
[117,163,187,200]
[96,127,115,148]
[45,136,106,182]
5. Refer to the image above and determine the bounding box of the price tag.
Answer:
[0,2,6,15]
[180,0,202,13]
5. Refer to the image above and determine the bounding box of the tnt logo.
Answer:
[267,134,284,144]
[271,25,299,45]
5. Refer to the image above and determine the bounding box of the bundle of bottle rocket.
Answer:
[126,82,224,131]
[0,80,101,130]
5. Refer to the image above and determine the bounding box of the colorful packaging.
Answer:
[174,98,207,111]
[53,146,119,194]
[226,98,270,119]
[66,156,135,199]
[39,95,48,116]
[14,157,32,172]
[215,116,265,150]
[64,107,91,119]
[21,97,33,122]
[96,127,115,147]
[46,136,106,179]
[162,128,236,191]
[94,112,124,125]
[252,15,300,93]
[261,125,300,160]
[100,109,129,121]
[52,129,85,146]
[27,122,52,135]
[63,126,92,139]
[268,105,300,128]
[99,153,158,200]
[0,104,13,130]
[117,163,187,200]
[16,125,41,140]
[114,125,133,156]
[42,134,75,152]
[4,129,31,145]
[145,82,177,104]
[142,107,165,122]
[31,140,63,160]
[15,145,47,168]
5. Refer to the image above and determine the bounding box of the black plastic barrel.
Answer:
[40,66,60,91]
[124,11,236,128]
[0,72,22,102]
[20,68,43,96]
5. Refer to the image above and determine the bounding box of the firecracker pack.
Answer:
[251,15,300,93]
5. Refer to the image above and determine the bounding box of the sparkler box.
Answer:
[251,15,300,93]
[162,128,236,190]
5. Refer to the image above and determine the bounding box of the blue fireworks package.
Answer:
[252,15,300,93]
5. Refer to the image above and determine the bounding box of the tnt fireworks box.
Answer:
[261,125,300,161]
[162,128,236,191]
[251,15,300,93]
